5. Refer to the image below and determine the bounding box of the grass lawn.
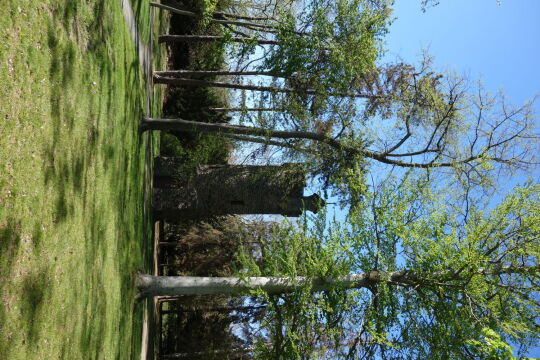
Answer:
[0,0,165,358]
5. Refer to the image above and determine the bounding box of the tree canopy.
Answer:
[150,1,538,201]
[237,176,540,359]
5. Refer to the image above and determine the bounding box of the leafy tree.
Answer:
[143,57,538,201]
[137,177,540,359]
[154,0,391,118]
[467,328,518,360]
[153,1,538,201]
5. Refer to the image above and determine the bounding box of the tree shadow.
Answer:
[0,218,22,359]
[20,268,53,346]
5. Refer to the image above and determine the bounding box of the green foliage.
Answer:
[250,0,390,125]
[238,211,360,359]
[467,328,517,360]
[161,132,231,179]
[264,0,388,85]
[162,0,232,179]
[237,175,540,358]
[350,178,540,358]
[197,0,220,24]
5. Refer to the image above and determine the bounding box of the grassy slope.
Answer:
[0,0,163,358]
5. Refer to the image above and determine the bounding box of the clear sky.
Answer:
[383,1,540,356]
[385,0,540,110]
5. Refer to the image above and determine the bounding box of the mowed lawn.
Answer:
[0,0,163,359]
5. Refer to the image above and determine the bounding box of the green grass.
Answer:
[0,0,165,359]
[130,0,154,43]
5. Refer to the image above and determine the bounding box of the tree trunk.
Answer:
[209,107,286,112]
[136,264,536,299]
[153,75,375,98]
[137,272,382,298]
[153,2,275,21]
[152,163,322,221]
[141,117,336,145]
[150,2,281,31]
[161,305,266,315]
[154,70,285,78]
[158,34,280,46]
[138,118,469,169]
[221,133,306,152]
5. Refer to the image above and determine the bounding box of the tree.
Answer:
[154,1,538,201]
[137,178,540,358]
[154,0,391,118]
[153,163,323,220]
[142,59,538,200]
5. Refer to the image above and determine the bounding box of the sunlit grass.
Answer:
[0,0,164,358]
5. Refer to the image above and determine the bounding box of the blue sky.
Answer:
[385,0,540,110]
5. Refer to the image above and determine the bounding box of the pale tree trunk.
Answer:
[140,117,333,144]
[153,75,292,92]
[152,75,375,98]
[151,2,282,32]
[136,265,535,299]
[154,70,284,77]
[137,272,394,298]
[209,107,285,112]
[158,34,280,46]
[152,1,279,22]
[138,118,465,169]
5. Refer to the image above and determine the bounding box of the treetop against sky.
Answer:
[157,0,538,200]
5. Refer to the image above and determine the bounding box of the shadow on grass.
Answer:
[20,268,53,347]
[0,218,22,359]
[77,277,109,358]
[0,220,53,356]
[43,6,117,224]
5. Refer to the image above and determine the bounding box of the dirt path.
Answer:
[118,1,156,360]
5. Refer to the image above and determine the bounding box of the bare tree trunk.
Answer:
[209,107,286,112]
[152,2,275,21]
[150,2,282,32]
[161,305,266,315]
[153,75,296,93]
[140,118,331,144]
[137,273,387,298]
[154,70,285,78]
[138,118,466,169]
[213,11,276,22]
[152,75,375,98]
[158,34,280,46]
[221,133,306,152]
[136,265,534,298]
